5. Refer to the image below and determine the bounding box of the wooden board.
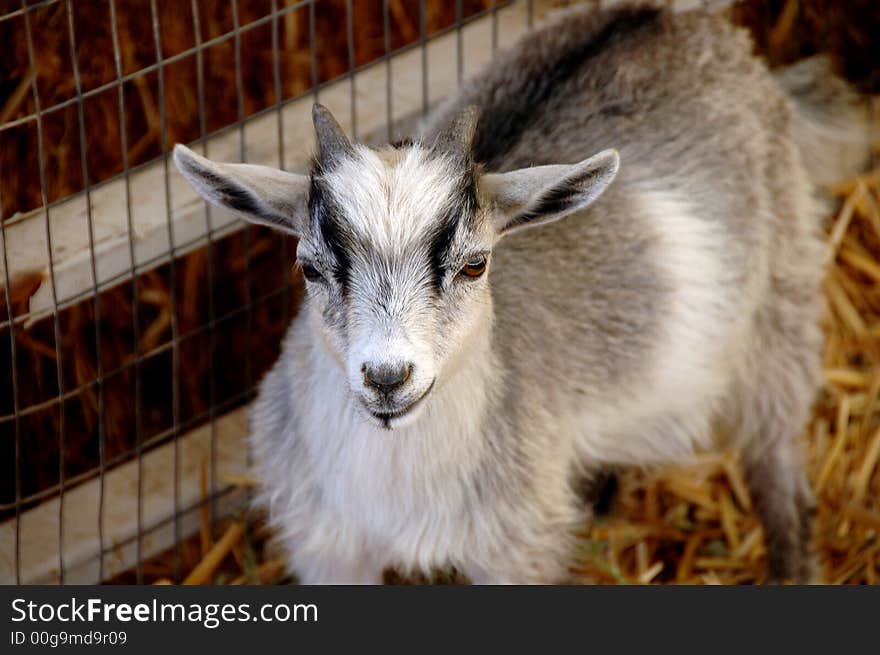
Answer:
[0,405,250,584]
[2,1,538,324]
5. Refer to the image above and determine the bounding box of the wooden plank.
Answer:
[2,2,535,323]
[0,406,249,584]
[1,0,729,322]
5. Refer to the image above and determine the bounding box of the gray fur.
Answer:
[174,3,875,583]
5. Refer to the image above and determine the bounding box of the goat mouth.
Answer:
[366,380,436,429]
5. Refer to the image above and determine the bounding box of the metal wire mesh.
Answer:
[0,0,520,585]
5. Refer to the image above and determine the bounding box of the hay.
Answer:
[731,0,880,94]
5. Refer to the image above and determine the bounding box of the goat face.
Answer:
[173,104,619,430]
[301,143,497,429]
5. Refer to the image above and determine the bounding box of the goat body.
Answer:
[174,4,873,583]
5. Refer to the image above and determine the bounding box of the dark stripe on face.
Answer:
[309,168,353,290]
[429,214,459,293]
[428,167,479,291]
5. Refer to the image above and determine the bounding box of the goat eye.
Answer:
[300,261,323,282]
[460,255,488,278]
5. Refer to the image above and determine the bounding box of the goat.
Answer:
[174,3,874,583]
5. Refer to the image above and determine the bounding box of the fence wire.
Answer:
[0,0,517,585]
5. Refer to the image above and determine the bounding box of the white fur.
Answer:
[253,319,501,582]
[321,145,463,249]
[577,188,740,464]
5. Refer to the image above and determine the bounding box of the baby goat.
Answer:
[174,4,873,583]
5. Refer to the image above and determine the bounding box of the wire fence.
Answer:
[1,0,875,585]
[0,0,515,584]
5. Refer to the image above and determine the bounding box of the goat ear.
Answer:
[173,144,308,235]
[482,149,619,236]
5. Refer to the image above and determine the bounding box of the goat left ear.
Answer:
[173,144,308,236]
[482,149,619,236]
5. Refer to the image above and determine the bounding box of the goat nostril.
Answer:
[363,362,413,393]
[400,363,413,386]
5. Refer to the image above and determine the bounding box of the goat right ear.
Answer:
[482,149,619,236]
[173,144,308,236]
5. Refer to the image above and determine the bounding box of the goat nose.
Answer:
[362,362,413,394]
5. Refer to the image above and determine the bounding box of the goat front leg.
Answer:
[281,524,386,584]
[463,549,574,585]
[291,548,385,585]
[462,514,581,585]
